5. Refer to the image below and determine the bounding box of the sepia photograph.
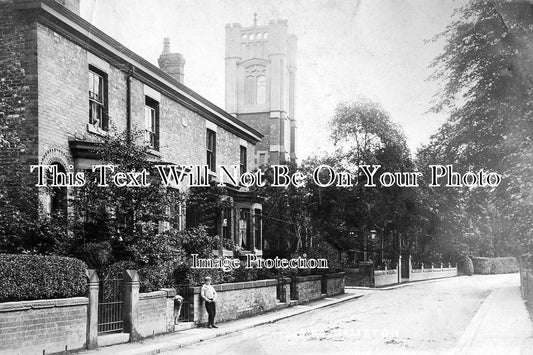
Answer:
[1,0,532,354]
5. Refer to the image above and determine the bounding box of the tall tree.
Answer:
[305,98,421,264]
[422,1,533,256]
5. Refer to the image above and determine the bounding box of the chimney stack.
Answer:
[158,38,185,84]
[53,0,80,15]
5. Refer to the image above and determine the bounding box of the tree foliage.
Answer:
[255,97,422,266]
[419,1,533,257]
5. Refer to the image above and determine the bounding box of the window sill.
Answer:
[212,249,234,257]
[145,148,161,157]
[86,123,108,137]
[222,249,233,257]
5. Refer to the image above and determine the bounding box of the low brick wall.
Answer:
[136,288,175,338]
[324,272,345,296]
[294,275,323,303]
[409,267,457,281]
[0,297,88,354]
[374,269,399,286]
[192,279,279,325]
[345,268,369,286]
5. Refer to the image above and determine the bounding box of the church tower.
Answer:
[225,15,297,165]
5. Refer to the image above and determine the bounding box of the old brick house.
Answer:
[0,0,265,255]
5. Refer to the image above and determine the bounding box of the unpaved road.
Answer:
[169,274,532,355]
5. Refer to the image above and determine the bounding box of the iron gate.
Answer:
[98,277,124,334]
[276,277,286,301]
[175,285,194,322]
[321,274,327,294]
[290,277,298,300]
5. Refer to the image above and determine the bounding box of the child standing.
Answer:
[201,276,218,328]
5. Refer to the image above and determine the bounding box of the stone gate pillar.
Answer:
[408,255,413,279]
[86,269,99,349]
[123,270,140,341]
[397,255,402,284]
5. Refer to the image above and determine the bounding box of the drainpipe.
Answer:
[126,64,135,144]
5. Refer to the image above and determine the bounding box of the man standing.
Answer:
[201,276,218,328]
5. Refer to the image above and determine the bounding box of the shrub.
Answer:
[232,264,259,282]
[307,237,342,273]
[472,257,491,274]
[472,257,519,274]
[0,254,87,302]
[75,241,114,272]
[173,264,235,286]
[106,259,178,293]
[138,262,177,292]
[457,255,474,276]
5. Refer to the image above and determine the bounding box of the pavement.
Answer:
[78,289,369,355]
[79,275,533,355]
[453,278,533,355]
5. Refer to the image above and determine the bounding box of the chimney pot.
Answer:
[158,38,185,84]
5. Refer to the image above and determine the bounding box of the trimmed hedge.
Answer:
[0,254,87,302]
[472,257,519,275]
[458,255,474,276]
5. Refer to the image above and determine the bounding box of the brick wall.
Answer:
[136,289,175,338]
[294,275,323,303]
[0,297,88,354]
[156,92,257,170]
[38,23,88,160]
[237,112,271,152]
[37,24,130,163]
[192,279,279,325]
[0,0,39,196]
[35,27,257,171]
[4,5,257,190]
[325,272,345,296]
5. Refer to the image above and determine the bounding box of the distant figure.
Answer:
[201,276,218,328]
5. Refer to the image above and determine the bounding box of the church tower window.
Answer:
[256,75,266,104]
[244,65,266,105]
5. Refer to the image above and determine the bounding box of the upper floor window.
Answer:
[88,66,108,130]
[258,152,267,167]
[244,65,266,105]
[240,146,247,175]
[206,129,216,172]
[145,96,159,150]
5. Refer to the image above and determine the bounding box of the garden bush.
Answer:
[457,255,474,276]
[472,257,519,275]
[106,259,179,293]
[0,254,87,302]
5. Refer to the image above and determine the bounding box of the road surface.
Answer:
[168,274,533,355]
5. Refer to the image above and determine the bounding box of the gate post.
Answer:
[123,270,140,341]
[283,277,291,303]
[86,269,99,349]
[408,255,412,280]
[397,255,402,284]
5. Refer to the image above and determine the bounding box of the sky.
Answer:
[79,0,467,159]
